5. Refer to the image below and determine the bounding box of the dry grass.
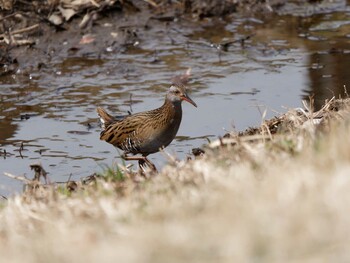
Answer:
[2,98,350,262]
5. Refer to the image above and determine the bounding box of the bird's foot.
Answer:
[140,158,158,173]
[122,154,158,175]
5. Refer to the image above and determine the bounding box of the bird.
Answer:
[97,79,197,172]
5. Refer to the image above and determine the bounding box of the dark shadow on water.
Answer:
[306,51,350,109]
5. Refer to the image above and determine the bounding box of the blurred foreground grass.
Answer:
[1,98,350,262]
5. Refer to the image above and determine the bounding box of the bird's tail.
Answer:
[96,107,115,130]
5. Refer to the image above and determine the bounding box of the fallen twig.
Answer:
[0,12,19,22]
[0,24,39,38]
[143,0,158,8]
[10,23,39,35]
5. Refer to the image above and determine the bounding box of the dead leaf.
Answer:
[79,12,91,28]
[0,0,13,10]
[62,0,99,8]
[58,6,76,21]
[48,13,63,26]
[79,34,95,44]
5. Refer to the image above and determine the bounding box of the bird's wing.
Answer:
[99,112,152,149]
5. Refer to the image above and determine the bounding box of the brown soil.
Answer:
[1,0,333,71]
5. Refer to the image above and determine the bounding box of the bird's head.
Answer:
[166,83,197,107]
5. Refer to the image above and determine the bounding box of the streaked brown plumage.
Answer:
[97,81,197,171]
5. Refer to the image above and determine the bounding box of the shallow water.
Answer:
[1,9,350,194]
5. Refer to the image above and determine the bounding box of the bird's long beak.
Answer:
[181,93,197,107]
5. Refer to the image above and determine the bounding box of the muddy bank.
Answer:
[0,0,346,69]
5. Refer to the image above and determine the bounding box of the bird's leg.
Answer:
[138,159,148,177]
[122,154,158,173]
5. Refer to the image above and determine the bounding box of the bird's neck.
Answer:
[161,97,182,122]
